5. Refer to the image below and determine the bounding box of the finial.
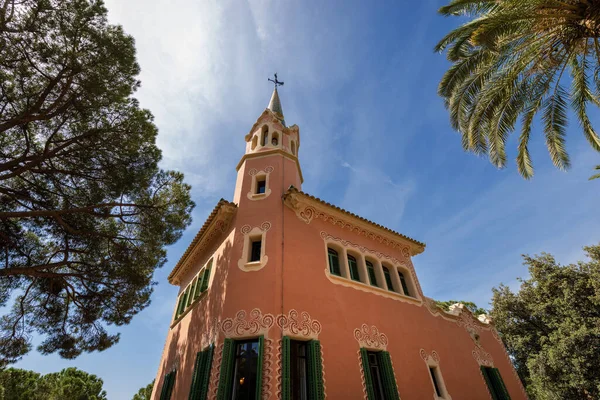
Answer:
[267,73,285,126]
[268,73,284,89]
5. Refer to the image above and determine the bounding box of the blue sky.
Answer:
[14,0,600,398]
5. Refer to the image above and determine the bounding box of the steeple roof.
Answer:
[267,87,285,126]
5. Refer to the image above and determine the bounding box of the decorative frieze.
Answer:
[353,324,389,351]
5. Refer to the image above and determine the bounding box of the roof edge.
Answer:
[283,186,425,255]
[168,199,237,284]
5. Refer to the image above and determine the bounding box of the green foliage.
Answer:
[434,299,487,316]
[132,380,154,400]
[436,0,600,178]
[0,367,106,400]
[0,0,194,366]
[490,244,600,399]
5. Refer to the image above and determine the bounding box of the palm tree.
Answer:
[435,0,600,178]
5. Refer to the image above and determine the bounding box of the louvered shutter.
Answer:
[200,266,211,292]
[307,340,325,400]
[377,351,400,400]
[492,368,511,400]
[198,345,214,400]
[217,339,235,400]
[161,369,176,400]
[481,366,499,400]
[281,336,291,400]
[255,336,264,400]
[189,351,205,400]
[360,348,376,400]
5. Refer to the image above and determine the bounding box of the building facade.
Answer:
[151,88,527,400]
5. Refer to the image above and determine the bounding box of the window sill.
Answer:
[247,190,271,201]
[244,260,263,269]
[326,271,422,305]
[170,290,208,329]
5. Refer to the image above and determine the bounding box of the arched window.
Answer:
[366,260,378,287]
[328,248,341,276]
[291,141,296,155]
[251,135,258,150]
[382,266,395,292]
[347,254,360,281]
[271,132,279,146]
[261,126,268,146]
[398,271,411,297]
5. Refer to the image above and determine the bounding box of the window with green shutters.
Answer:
[281,337,324,400]
[189,345,215,400]
[348,254,360,281]
[481,366,511,400]
[217,337,264,400]
[359,348,400,400]
[366,261,378,287]
[172,258,214,324]
[159,369,177,400]
[327,248,341,276]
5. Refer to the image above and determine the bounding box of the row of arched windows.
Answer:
[250,125,297,156]
[328,247,414,297]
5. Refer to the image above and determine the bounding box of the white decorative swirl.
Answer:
[353,324,388,350]
[276,309,322,338]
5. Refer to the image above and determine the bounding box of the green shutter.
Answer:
[360,348,376,400]
[492,368,511,400]
[255,336,264,400]
[281,336,291,400]
[200,266,211,292]
[307,340,325,400]
[377,351,400,400]
[175,295,185,319]
[161,369,176,400]
[481,366,499,400]
[217,339,235,400]
[199,345,214,400]
[189,351,205,400]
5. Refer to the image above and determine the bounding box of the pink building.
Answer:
[151,87,527,400]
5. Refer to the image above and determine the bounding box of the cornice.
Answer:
[168,200,237,285]
[236,149,304,183]
[283,187,425,255]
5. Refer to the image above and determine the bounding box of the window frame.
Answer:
[347,254,360,282]
[249,237,262,262]
[327,248,341,276]
[366,260,378,287]
[382,265,395,292]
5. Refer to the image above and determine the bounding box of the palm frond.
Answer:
[590,165,600,180]
[570,54,600,151]
[542,84,570,170]
[438,0,498,17]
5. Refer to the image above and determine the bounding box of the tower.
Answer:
[151,83,527,400]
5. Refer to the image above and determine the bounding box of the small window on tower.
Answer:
[250,238,262,262]
[256,179,266,194]
[272,132,279,146]
[261,125,268,146]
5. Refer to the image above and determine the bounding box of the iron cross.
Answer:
[268,73,284,88]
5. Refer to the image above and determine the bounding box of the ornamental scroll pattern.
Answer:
[276,309,322,339]
[219,309,275,337]
[353,324,388,350]
[293,202,412,257]
[321,231,422,297]
[420,348,440,364]
[248,166,274,176]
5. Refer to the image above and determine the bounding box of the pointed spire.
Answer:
[267,87,285,126]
